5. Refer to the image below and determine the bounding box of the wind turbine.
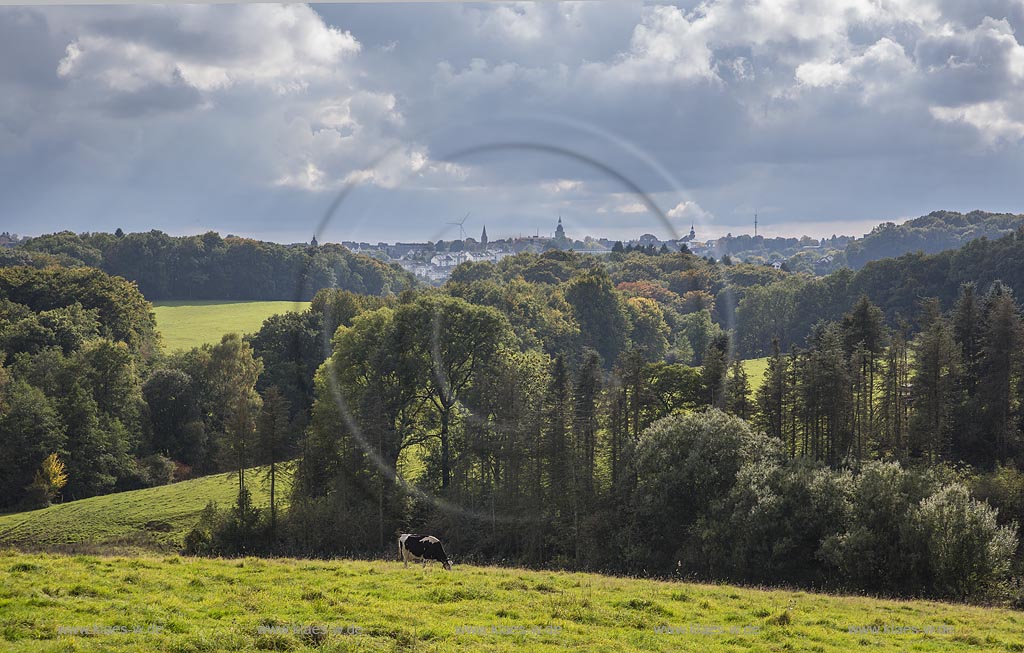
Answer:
[447,213,470,241]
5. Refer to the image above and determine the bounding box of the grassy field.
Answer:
[0,468,285,551]
[152,300,311,351]
[741,356,769,395]
[1,552,1021,652]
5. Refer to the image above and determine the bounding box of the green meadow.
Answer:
[152,301,311,351]
[741,356,769,395]
[2,551,1022,653]
[0,468,285,552]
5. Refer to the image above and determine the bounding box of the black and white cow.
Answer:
[398,533,452,570]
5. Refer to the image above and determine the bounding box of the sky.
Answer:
[3,1,1024,245]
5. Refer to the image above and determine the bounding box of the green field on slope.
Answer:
[741,356,769,395]
[0,468,285,551]
[1,552,1020,653]
[152,300,310,351]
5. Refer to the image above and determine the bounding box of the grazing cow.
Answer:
[398,533,452,570]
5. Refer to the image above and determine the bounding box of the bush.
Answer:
[821,462,936,595]
[184,490,268,556]
[701,457,851,585]
[915,484,1018,601]
[184,501,225,556]
[630,409,782,573]
[139,454,175,487]
[971,464,1024,529]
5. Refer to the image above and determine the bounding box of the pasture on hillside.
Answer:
[0,468,284,551]
[152,301,310,351]
[2,551,1021,652]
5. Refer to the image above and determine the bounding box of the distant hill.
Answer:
[844,210,1024,269]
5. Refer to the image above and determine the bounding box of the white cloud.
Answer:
[56,5,360,94]
[585,5,717,85]
[795,37,914,103]
[931,100,1024,144]
[795,60,851,87]
[667,200,712,221]
[542,179,583,193]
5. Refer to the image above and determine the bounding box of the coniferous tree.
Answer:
[879,320,911,460]
[977,283,1021,463]
[544,355,573,553]
[952,283,985,463]
[909,299,960,464]
[701,334,730,409]
[842,295,887,459]
[757,338,788,449]
[573,350,602,509]
[725,359,752,420]
[257,386,291,535]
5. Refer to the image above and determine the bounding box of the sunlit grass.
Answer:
[0,467,286,551]
[152,300,311,351]
[0,551,1020,652]
[741,356,769,396]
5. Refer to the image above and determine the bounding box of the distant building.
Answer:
[480,225,488,249]
[387,242,431,258]
[310,234,319,248]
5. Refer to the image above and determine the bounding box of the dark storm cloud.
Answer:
[2,2,1024,243]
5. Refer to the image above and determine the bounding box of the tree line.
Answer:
[9,230,415,300]
[196,277,1022,604]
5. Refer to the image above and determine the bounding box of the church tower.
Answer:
[310,234,319,248]
[480,225,488,249]
[555,216,566,241]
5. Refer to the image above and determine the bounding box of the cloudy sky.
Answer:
[3,1,1024,244]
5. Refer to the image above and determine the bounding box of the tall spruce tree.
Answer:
[756,338,788,448]
[978,283,1020,463]
[701,334,730,409]
[909,299,960,464]
[725,359,752,420]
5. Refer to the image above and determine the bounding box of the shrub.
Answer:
[630,409,782,573]
[139,454,176,487]
[915,484,1018,601]
[820,462,937,596]
[23,453,68,509]
[971,464,1024,529]
[701,457,851,585]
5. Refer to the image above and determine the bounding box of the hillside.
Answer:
[1,552,1021,652]
[0,468,283,551]
[152,300,311,350]
[844,210,1024,269]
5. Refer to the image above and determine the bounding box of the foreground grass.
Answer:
[152,300,311,350]
[1,552,1021,652]
[0,468,285,551]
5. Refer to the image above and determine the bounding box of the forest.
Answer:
[4,229,1024,605]
[844,210,1024,269]
[2,230,415,300]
